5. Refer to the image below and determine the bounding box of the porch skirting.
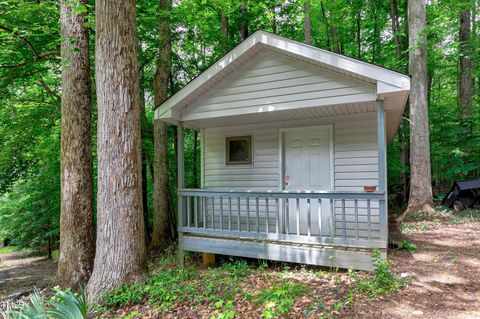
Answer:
[181,233,385,271]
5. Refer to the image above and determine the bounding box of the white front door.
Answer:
[283,126,332,236]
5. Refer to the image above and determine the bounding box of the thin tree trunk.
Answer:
[320,1,331,48]
[459,4,473,118]
[87,0,146,301]
[328,0,341,53]
[58,0,95,289]
[357,11,361,58]
[390,0,410,204]
[221,13,228,55]
[142,154,150,245]
[401,0,433,218]
[139,64,151,246]
[151,0,172,250]
[390,0,402,59]
[240,0,248,41]
[304,1,312,45]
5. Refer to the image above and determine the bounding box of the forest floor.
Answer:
[0,247,56,304]
[341,210,480,319]
[100,208,480,319]
[1,209,479,318]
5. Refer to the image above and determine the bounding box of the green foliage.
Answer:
[352,249,403,299]
[0,288,89,319]
[397,240,417,252]
[254,281,308,319]
[104,259,251,312]
[0,0,479,255]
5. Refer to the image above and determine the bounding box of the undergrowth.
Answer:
[103,258,251,313]
[350,249,404,300]
[254,281,308,319]
[103,249,404,317]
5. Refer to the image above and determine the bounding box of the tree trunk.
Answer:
[327,0,341,53]
[304,1,311,45]
[87,0,146,301]
[151,0,172,250]
[139,64,151,246]
[240,0,248,41]
[356,11,361,59]
[390,0,410,204]
[320,1,331,49]
[459,4,473,118]
[58,0,95,289]
[402,0,433,218]
[142,154,150,245]
[221,13,228,55]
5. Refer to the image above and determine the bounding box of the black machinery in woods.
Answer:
[442,179,480,211]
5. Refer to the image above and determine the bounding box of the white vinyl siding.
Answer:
[334,118,379,191]
[204,127,279,190]
[184,52,376,121]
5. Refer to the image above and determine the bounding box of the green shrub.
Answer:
[396,240,417,252]
[104,260,252,312]
[352,249,403,299]
[254,281,308,318]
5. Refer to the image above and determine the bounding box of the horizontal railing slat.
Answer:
[179,226,386,249]
[178,188,385,200]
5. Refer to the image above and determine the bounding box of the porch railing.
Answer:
[178,189,387,249]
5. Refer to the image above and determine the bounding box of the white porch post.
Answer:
[376,100,388,244]
[177,121,185,266]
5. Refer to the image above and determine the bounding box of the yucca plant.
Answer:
[0,287,89,319]
[47,287,88,319]
[1,290,48,319]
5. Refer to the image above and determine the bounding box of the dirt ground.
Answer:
[1,219,479,318]
[341,220,480,319]
[0,249,56,302]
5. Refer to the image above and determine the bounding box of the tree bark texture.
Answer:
[404,0,433,215]
[87,0,146,301]
[459,5,473,117]
[58,0,95,289]
[304,1,311,45]
[151,0,172,249]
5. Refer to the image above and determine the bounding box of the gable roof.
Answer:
[154,30,410,141]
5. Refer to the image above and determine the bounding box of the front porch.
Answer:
[177,189,387,271]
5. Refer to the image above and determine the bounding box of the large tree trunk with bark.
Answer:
[151,0,172,250]
[58,0,95,289]
[402,0,433,218]
[87,0,146,301]
[304,1,311,45]
[459,4,473,118]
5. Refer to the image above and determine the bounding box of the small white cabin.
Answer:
[155,31,410,271]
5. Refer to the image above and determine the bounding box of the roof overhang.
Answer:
[155,30,410,142]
